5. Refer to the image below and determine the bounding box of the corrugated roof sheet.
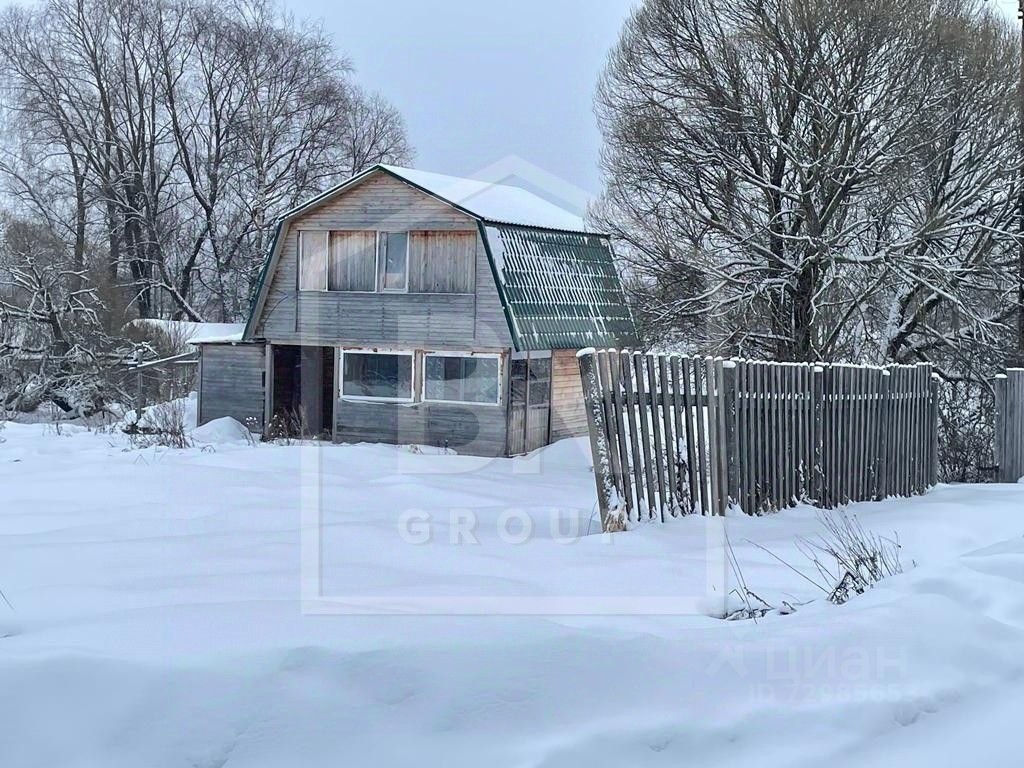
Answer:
[380,165,588,232]
[483,224,639,351]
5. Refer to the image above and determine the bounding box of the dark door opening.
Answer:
[271,345,335,437]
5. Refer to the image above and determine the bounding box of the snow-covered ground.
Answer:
[1,413,1023,766]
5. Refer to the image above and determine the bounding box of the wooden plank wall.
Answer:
[550,349,589,441]
[994,369,1024,483]
[336,398,509,457]
[578,350,941,531]
[197,343,267,429]
[254,172,512,350]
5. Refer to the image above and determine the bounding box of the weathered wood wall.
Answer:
[549,349,588,441]
[197,343,267,428]
[507,356,552,455]
[994,369,1024,483]
[337,398,509,457]
[252,173,512,349]
[578,350,941,531]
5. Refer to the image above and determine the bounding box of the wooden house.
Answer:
[194,165,638,456]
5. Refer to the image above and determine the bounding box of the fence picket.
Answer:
[658,356,679,516]
[691,358,711,515]
[673,356,698,513]
[705,358,722,515]
[633,353,658,520]
[620,351,644,521]
[645,354,668,520]
[607,352,633,520]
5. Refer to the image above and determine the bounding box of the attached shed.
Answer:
[196,164,638,456]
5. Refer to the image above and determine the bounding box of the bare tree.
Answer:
[0,215,122,415]
[0,0,413,324]
[596,0,1020,368]
[0,0,413,415]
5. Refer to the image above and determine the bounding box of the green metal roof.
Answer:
[480,223,639,352]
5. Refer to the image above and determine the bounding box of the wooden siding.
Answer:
[408,231,475,293]
[328,230,377,291]
[549,348,588,441]
[253,172,512,349]
[337,401,508,457]
[198,343,266,428]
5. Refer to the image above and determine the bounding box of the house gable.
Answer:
[246,170,513,350]
[243,165,638,352]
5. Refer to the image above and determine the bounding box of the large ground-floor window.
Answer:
[339,350,503,406]
[423,353,501,405]
[341,351,414,402]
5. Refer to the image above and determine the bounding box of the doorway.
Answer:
[507,355,551,455]
[270,345,335,437]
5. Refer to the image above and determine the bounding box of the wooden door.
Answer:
[507,356,552,455]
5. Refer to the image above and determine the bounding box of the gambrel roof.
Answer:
[244,165,639,350]
[482,224,637,351]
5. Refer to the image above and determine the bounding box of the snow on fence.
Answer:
[994,369,1024,483]
[125,351,198,414]
[577,350,940,532]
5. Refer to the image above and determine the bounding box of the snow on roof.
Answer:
[131,319,245,345]
[379,165,589,233]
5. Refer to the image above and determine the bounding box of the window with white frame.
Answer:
[423,353,501,405]
[341,351,414,401]
[379,232,409,292]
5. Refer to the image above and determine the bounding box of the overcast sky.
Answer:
[300,0,1021,197]
[294,0,636,196]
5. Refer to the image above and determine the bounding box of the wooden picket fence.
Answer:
[994,369,1024,483]
[577,350,940,531]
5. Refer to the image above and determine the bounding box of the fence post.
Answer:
[721,360,740,512]
[578,349,622,532]
[1014,370,1024,483]
[994,373,1006,482]
[928,374,940,487]
[874,369,891,500]
[811,365,824,504]
[998,369,1024,484]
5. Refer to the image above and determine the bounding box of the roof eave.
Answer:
[479,217,609,239]
[241,218,286,341]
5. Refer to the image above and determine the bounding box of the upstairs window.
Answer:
[298,231,328,291]
[379,232,409,292]
[297,229,474,294]
[408,231,476,293]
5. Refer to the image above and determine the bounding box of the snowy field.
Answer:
[1,408,1023,767]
